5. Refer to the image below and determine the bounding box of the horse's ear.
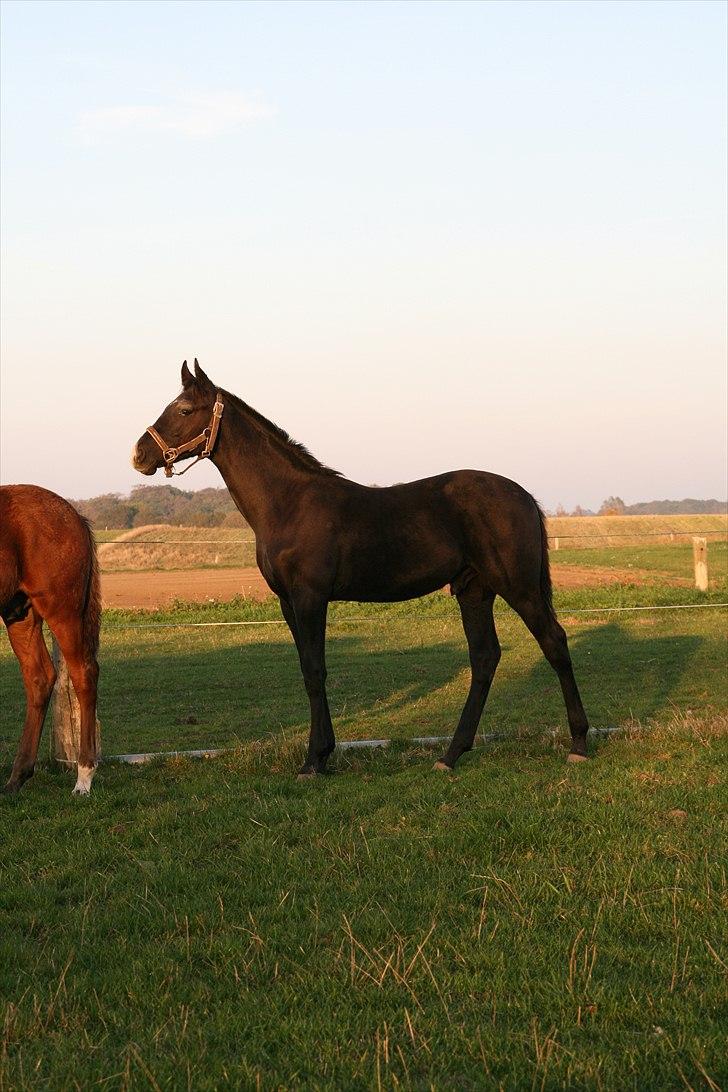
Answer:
[193,358,214,391]
[181,360,194,388]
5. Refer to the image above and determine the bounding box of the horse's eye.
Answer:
[179,408,192,416]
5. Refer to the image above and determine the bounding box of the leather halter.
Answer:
[146,393,224,477]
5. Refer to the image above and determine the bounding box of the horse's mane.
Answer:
[223,390,341,478]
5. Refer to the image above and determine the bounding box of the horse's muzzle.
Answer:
[131,438,158,475]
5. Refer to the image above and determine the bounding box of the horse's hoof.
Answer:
[297,769,319,781]
[2,781,21,795]
[433,761,453,773]
[567,753,588,763]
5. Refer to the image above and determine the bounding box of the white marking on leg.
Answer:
[72,764,96,795]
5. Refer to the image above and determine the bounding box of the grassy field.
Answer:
[1,574,727,1088]
[1,715,726,1088]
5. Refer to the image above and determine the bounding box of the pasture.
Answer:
[1,530,727,1089]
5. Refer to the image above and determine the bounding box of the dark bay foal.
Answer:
[133,361,590,777]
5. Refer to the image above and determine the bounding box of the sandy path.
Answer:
[99,564,685,610]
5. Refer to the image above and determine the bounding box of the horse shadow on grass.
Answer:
[0,619,704,773]
[481,621,704,757]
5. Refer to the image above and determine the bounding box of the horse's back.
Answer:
[0,485,95,611]
[340,469,541,547]
[1,483,88,533]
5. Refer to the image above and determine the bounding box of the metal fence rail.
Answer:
[97,528,726,545]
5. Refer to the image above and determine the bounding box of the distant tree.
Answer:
[571,505,593,517]
[625,498,727,515]
[130,484,184,526]
[74,493,136,529]
[598,496,627,516]
[554,503,568,517]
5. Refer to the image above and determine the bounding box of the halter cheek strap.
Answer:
[146,394,224,477]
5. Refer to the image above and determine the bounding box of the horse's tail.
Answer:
[80,516,101,660]
[535,498,556,622]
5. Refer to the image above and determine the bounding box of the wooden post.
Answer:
[553,537,559,551]
[692,537,708,591]
[50,638,79,766]
[50,637,100,766]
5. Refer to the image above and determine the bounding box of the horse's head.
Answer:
[132,360,223,476]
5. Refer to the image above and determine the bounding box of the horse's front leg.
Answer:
[281,595,335,778]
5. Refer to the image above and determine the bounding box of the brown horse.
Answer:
[1,485,101,794]
[133,361,591,779]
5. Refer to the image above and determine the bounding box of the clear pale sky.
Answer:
[1,0,726,510]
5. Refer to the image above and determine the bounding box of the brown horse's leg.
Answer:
[512,597,590,761]
[436,583,500,771]
[46,617,99,794]
[283,595,335,778]
[3,607,56,793]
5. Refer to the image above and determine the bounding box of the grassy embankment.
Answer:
[95,515,727,574]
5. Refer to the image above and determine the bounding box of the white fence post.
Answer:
[692,537,708,591]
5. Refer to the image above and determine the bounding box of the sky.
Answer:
[1,0,726,511]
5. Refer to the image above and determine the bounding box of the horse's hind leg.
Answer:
[511,595,590,761]
[3,607,57,793]
[46,616,99,795]
[436,582,500,771]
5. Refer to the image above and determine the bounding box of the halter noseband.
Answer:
[146,393,224,477]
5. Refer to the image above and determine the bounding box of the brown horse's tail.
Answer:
[536,499,556,622]
[81,517,101,659]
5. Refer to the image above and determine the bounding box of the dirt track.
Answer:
[100,564,682,609]
[101,567,271,608]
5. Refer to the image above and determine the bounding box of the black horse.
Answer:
[133,361,590,777]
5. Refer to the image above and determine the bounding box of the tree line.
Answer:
[554,496,727,517]
[72,485,726,529]
[73,485,248,529]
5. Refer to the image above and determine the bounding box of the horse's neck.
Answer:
[212,402,310,532]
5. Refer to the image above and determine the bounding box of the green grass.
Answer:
[1,588,727,1089]
[551,541,728,582]
[1,717,726,1090]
